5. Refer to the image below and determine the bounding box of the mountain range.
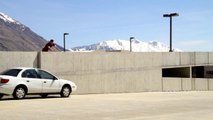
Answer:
[0,12,181,52]
[70,39,182,52]
[0,12,49,51]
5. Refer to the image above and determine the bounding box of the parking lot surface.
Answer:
[1,92,213,120]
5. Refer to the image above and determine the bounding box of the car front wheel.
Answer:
[60,86,71,98]
[13,87,26,99]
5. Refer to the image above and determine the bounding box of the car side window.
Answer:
[0,69,22,77]
[22,69,40,79]
[38,70,57,80]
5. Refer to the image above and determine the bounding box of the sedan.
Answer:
[0,67,77,99]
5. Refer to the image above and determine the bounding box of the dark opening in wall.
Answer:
[192,66,213,78]
[162,67,190,78]
[192,66,204,78]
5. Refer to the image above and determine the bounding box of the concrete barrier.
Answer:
[195,78,209,90]
[162,52,180,67]
[1,51,213,94]
[209,53,213,64]
[163,78,182,91]
[195,52,209,65]
[180,52,195,66]
[209,79,213,90]
[182,78,192,91]
[0,52,38,72]
[39,52,163,94]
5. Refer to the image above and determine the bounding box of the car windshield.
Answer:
[0,69,22,77]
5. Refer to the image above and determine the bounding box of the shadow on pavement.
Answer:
[0,95,62,101]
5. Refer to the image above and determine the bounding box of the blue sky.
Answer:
[1,0,213,51]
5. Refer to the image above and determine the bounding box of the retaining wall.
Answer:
[0,51,213,94]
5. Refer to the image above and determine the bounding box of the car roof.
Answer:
[10,67,54,74]
[2,67,58,79]
[11,67,38,70]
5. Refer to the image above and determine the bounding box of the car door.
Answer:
[37,70,60,93]
[21,69,43,94]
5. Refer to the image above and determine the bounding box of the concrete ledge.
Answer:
[195,52,209,65]
[209,52,213,64]
[180,52,195,65]
[162,52,180,67]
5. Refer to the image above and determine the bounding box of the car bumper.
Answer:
[0,84,14,95]
[71,85,77,92]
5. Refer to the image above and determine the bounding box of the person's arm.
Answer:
[47,45,53,51]
[54,45,61,51]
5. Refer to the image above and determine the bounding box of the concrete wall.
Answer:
[0,52,38,72]
[195,52,209,65]
[195,78,209,90]
[162,78,193,91]
[1,51,213,94]
[182,78,192,91]
[163,78,182,91]
[39,52,163,94]
[209,79,213,90]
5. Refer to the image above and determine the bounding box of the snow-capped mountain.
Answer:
[0,12,49,51]
[0,12,26,31]
[0,12,18,23]
[71,40,182,52]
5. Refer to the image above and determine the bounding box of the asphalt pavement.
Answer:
[1,92,213,120]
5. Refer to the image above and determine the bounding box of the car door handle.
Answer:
[44,81,47,83]
[26,80,30,82]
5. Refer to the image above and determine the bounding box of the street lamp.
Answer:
[130,37,135,52]
[163,13,179,52]
[63,33,69,52]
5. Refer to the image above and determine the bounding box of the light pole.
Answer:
[130,37,135,52]
[163,13,179,52]
[63,33,69,52]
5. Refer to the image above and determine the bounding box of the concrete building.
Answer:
[1,52,213,94]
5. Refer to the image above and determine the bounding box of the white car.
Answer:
[0,67,77,99]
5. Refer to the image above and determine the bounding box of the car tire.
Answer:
[60,86,71,98]
[40,94,48,98]
[13,87,26,99]
[0,94,3,99]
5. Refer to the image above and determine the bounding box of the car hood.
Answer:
[59,79,76,86]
